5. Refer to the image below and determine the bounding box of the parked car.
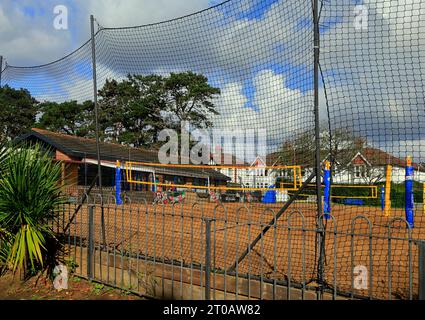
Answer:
[246,190,263,202]
[220,190,242,202]
[220,184,243,202]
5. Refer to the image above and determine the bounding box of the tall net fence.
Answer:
[2,0,315,150]
[1,0,424,299]
[318,0,425,298]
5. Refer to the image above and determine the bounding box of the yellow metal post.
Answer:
[384,164,392,217]
[423,183,425,212]
[298,166,302,188]
[325,161,330,171]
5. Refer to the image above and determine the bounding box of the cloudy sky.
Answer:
[0,0,424,161]
[0,0,213,66]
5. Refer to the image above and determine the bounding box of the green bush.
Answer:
[288,181,424,209]
[331,181,424,209]
[0,143,66,276]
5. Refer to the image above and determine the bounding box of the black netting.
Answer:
[1,0,424,300]
[1,1,314,155]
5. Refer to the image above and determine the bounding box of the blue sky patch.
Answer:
[210,0,279,21]
[23,6,36,18]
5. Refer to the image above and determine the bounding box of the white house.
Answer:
[325,148,425,184]
[211,147,425,192]
[209,154,281,188]
[209,153,293,201]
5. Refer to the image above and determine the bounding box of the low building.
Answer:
[329,148,425,184]
[216,156,277,189]
[209,153,291,202]
[18,129,230,196]
[212,147,425,193]
[210,153,295,189]
[269,147,425,185]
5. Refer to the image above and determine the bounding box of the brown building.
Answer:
[18,129,230,196]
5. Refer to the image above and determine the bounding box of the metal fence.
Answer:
[55,198,425,300]
[1,0,424,300]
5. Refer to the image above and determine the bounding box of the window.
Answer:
[353,165,366,178]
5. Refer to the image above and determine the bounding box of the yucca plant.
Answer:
[0,141,10,275]
[0,227,12,275]
[0,143,65,276]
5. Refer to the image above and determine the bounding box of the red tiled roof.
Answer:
[266,148,423,171]
[360,147,421,169]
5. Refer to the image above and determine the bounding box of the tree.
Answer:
[0,86,38,143]
[279,129,321,168]
[37,100,94,136]
[163,72,220,129]
[22,71,220,148]
[98,75,166,147]
[279,127,366,174]
[321,127,366,171]
[97,72,220,147]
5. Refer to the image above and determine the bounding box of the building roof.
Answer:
[267,147,423,171]
[360,148,407,167]
[18,129,230,181]
[352,148,424,171]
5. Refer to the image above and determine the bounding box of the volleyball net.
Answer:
[125,161,302,192]
[124,161,378,200]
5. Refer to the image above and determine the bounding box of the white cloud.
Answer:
[83,0,210,29]
[0,0,211,66]
[0,2,72,66]
[212,69,314,151]
[319,0,425,159]
[1,0,423,161]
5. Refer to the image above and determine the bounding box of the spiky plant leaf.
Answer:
[0,143,65,274]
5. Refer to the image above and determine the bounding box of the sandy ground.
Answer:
[60,200,425,300]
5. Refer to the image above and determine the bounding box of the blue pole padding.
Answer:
[405,164,414,228]
[380,186,385,211]
[324,167,331,219]
[115,164,123,205]
[152,174,156,192]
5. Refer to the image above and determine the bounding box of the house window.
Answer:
[353,165,366,178]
